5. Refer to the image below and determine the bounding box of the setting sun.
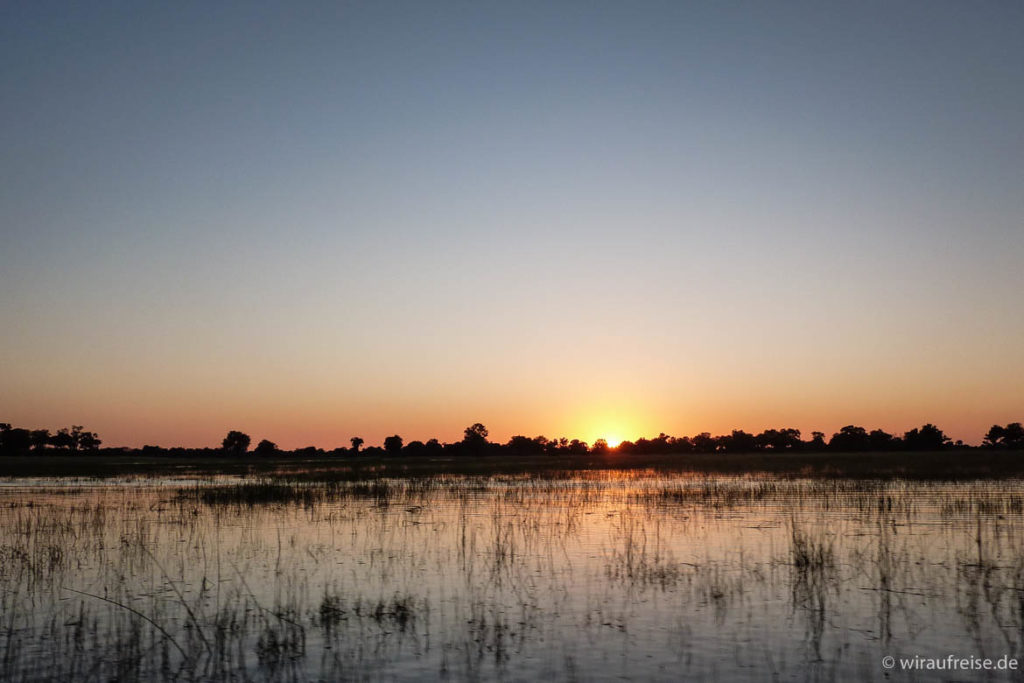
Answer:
[1,2,1022,679]
[573,406,656,452]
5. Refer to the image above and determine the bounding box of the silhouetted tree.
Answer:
[3,418,1014,461]
[751,430,773,451]
[11,428,32,451]
[51,427,76,451]
[829,425,870,451]
[465,423,488,439]
[902,424,950,451]
[984,423,1024,449]
[757,428,802,451]
[721,430,758,453]
[1003,423,1024,449]
[985,424,1007,448]
[629,434,671,454]
[567,439,588,455]
[720,430,753,450]
[0,425,31,453]
[507,435,545,455]
[650,433,673,454]
[672,436,695,453]
[254,439,278,455]
[30,429,51,452]
[867,429,898,451]
[31,425,96,452]
[222,430,251,455]
[77,430,101,451]
[691,432,717,453]
[463,423,489,453]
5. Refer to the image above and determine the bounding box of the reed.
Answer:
[2,473,1024,680]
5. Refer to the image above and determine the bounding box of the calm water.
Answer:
[2,472,1023,681]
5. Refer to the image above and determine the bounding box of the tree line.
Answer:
[0,423,101,453]
[3,420,1024,456]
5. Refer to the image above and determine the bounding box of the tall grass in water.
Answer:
[789,520,835,571]
[2,475,1024,680]
[787,519,837,665]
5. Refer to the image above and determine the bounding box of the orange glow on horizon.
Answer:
[570,402,656,451]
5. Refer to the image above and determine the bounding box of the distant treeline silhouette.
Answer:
[0,424,101,454]
[3,421,1024,457]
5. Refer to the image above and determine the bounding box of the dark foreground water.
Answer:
[2,472,1023,681]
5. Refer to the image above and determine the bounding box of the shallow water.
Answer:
[1,473,1023,681]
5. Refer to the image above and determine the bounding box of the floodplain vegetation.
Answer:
[4,420,1024,483]
[3,471,1024,681]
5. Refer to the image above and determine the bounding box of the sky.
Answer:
[2,1,1022,448]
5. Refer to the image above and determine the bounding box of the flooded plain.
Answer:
[2,471,1024,681]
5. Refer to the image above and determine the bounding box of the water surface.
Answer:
[2,472,1022,681]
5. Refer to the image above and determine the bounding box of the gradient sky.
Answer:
[2,1,1022,448]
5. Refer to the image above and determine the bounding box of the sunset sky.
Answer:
[2,1,1022,448]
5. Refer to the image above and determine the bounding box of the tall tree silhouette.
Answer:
[463,423,490,454]
[222,430,251,454]
[902,424,949,450]
[77,429,101,451]
[1004,423,1024,449]
[984,423,1024,449]
[464,423,488,444]
[51,428,76,451]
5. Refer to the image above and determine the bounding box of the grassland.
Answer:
[1,448,1022,481]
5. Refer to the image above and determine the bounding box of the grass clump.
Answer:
[790,522,834,571]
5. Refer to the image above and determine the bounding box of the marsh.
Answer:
[2,472,1023,681]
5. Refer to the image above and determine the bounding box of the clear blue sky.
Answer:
[2,1,1022,447]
